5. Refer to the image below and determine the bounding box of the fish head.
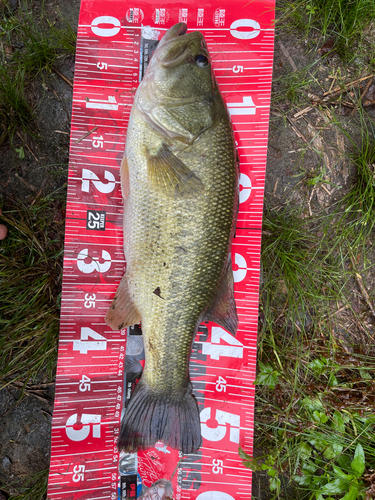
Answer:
[145,23,216,102]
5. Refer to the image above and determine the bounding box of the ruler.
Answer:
[47,1,275,499]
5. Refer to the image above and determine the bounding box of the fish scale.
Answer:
[115,69,238,435]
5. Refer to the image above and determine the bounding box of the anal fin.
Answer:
[147,143,204,198]
[204,257,238,336]
[105,274,141,331]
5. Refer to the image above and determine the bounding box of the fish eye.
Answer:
[195,54,209,68]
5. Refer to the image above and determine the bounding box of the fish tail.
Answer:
[117,379,202,454]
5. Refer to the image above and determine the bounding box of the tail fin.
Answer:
[117,379,202,454]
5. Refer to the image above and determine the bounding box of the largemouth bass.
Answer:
[106,23,239,454]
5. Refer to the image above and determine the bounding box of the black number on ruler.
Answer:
[86,210,106,230]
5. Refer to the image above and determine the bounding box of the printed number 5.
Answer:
[212,459,223,474]
[72,464,85,482]
[200,408,240,443]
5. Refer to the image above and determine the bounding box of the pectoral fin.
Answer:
[105,274,141,331]
[121,155,130,199]
[147,143,204,197]
[204,257,238,336]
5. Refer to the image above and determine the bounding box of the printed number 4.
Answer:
[73,327,107,354]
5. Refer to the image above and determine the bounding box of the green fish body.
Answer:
[106,23,238,454]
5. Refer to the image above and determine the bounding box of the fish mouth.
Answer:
[156,23,207,67]
[158,23,188,46]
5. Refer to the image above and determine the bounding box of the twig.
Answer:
[16,132,38,162]
[351,77,374,116]
[15,173,37,191]
[349,251,375,319]
[323,74,374,97]
[286,116,308,143]
[320,183,331,195]
[272,178,279,196]
[75,126,98,144]
[52,66,73,87]
[54,130,69,135]
[278,40,298,72]
[307,185,316,216]
[293,106,313,119]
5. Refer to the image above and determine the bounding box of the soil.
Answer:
[1,1,375,498]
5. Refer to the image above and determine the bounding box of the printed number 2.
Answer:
[81,169,115,194]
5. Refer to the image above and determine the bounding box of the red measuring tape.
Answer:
[47,2,275,499]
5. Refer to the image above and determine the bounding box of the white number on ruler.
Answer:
[97,62,108,70]
[197,493,234,500]
[202,327,243,360]
[66,413,101,441]
[239,173,252,204]
[230,19,260,40]
[232,65,243,73]
[84,293,96,308]
[79,374,91,391]
[212,459,223,474]
[72,464,85,482]
[91,16,121,37]
[86,95,118,110]
[215,376,227,392]
[73,327,107,354]
[233,253,247,283]
[227,96,256,117]
[92,135,104,148]
[81,169,115,193]
[77,249,111,274]
[200,408,240,443]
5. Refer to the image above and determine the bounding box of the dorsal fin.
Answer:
[204,257,238,336]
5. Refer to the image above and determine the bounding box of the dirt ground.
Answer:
[0,1,374,498]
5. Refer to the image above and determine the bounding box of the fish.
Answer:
[105,22,239,455]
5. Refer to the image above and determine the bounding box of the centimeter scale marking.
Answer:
[47,2,275,499]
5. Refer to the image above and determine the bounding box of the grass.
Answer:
[246,106,375,498]
[3,470,48,500]
[279,0,375,63]
[0,196,65,386]
[0,1,76,144]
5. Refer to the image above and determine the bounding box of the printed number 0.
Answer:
[197,493,234,500]
[230,19,260,40]
[91,16,121,37]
